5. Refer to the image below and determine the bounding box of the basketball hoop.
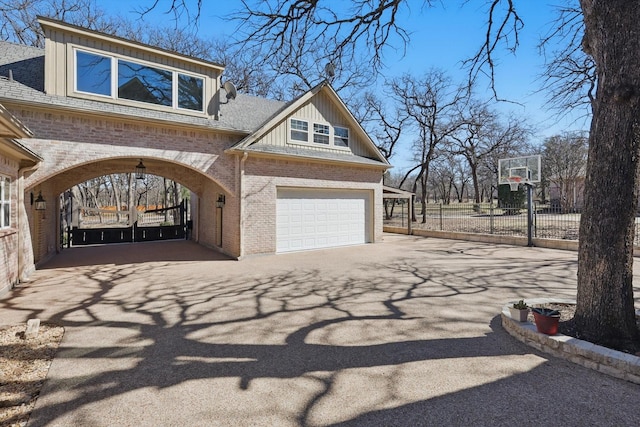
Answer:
[507,176,522,192]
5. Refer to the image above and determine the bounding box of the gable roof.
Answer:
[227,82,390,168]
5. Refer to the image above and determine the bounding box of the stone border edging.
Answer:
[501,298,640,384]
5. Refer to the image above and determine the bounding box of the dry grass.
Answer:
[0,323,64,427]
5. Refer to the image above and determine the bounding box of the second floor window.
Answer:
[313,123,330,144]
[75,49,204,113]
[289,118,350,148]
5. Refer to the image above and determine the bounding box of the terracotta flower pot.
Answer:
[533,310,560,335]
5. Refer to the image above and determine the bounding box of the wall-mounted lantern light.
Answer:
[135,159,146,180]
[34,191,46,211]
[216,194,226,208]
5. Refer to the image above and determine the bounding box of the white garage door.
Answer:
[276,189,371,253]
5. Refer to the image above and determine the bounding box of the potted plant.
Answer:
[509,300,529,322]
[532,307,561,335]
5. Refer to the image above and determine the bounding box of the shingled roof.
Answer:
[0,40,286,134]
[0,40,388,168]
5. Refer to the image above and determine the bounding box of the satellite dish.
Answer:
[324,62,336,79]
[223,81,237,101]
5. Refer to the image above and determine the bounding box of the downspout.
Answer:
[17,162,41,283]
[239,151,248,257]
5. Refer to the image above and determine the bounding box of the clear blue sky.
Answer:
[103,1,590,167]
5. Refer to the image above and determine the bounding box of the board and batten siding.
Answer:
[254,91,373,158]
[43,24,221,109]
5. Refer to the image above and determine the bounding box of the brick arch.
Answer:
[22,141,236,197]
[27,156,231,197]
[24,154,239,266]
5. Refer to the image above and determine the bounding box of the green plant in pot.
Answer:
[532,307,561,335]
[509,299,529,322]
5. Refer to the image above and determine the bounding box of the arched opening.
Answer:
[26,157,234,265]
[60,172,191,246]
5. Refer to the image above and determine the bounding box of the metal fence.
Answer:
[383,201,640,246]
[77,207,180,228]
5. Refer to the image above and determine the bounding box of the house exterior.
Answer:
[0,104,41,295]
[0,17,389,283]
[547,177,585,212]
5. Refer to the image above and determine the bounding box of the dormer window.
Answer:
[74,48,204,113]
[76,51,112,96]
[118,60,172,106]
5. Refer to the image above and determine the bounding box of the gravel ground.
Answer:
[0,306,636,427]
[0,323,64,427]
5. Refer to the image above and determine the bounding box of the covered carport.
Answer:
[383,185,414,235]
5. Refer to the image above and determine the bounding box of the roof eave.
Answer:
[0,102,33,139]
[0,97,249,136]
[225,146,390,170]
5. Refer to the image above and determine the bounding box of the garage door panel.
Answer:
[277,189,370,253]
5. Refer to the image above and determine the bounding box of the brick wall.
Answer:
[7,107,244,262]
[0,153,19,295]
[241,156,384,256]
[3,107,385,265]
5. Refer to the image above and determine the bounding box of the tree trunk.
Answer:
[470,163,480,204]
[575,0,640,349]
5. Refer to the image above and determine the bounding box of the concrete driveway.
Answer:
[2,234,639,426]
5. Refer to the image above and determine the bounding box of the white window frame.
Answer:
[288,118,350,150]
[334,126,349,148]
[290,118,309,142]
[73,47,206,113]
[0,176,10,229]
[313,123,330,145]
[74,50,114,99]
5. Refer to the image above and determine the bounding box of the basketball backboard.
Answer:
[498,155,541,186]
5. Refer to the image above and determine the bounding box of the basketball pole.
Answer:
[526,183,534,247]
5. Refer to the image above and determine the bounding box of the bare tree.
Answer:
[0,0,119,47]
[572,0,640,350]
[450,101,531,203]
[542,132,588,213]
[208,39,282,99]
[353,90,408,163]
[429,155,458,204]
[452,156,472,203]
[538,1,595,119]
[229,0,413,82]
[390,70,467,222]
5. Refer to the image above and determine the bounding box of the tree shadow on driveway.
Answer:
[3,238,639,426]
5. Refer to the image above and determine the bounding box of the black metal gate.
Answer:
[65,200,188,246]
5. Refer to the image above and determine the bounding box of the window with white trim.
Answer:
[289,118,350,148]
[0,176,10,228]
[334,126,349,147]
[290,119,309,142]
[74,49,205,112]
[313,123,330,144]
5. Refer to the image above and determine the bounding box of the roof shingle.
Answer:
[0,40,285,134]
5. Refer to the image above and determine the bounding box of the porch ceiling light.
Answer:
[135,159,146,180]
[34,191,46,211]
